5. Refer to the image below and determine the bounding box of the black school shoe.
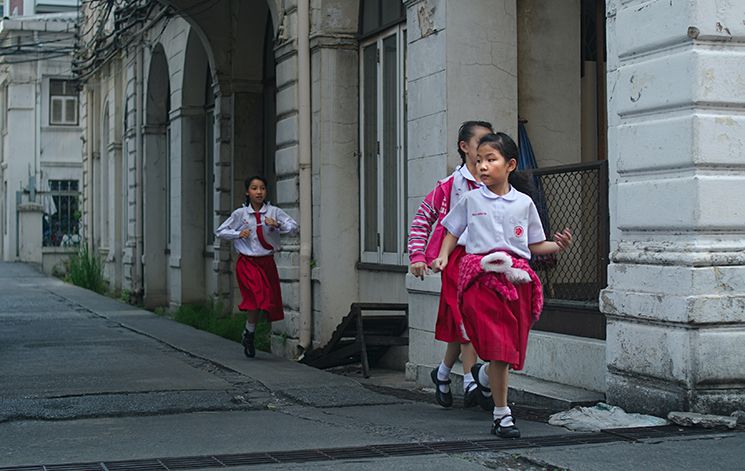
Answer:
[463,384,479,408]
[430,367,453,408]
[491,415,520,438]
[242,330,256,358]
[470,363,495,411]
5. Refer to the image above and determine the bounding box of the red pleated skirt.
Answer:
[235,254,284,322]
[460,277,534,370]
[435,245,469,343]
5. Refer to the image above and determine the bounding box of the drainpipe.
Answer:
[134,44,144,300]
[297,0,312,354]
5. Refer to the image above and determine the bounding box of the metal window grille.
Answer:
[530,161,609,339]
[43,179,81,247]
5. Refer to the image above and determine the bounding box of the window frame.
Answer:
[43,179,81,247]
[359,24,407,266]
[49,78,79,126]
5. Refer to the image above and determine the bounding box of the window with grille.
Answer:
[49,79,78,126]
[359,23,407,265]
[43,180,81,247]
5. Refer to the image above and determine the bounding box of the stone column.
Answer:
[307,1,360,349]
[211,90,235,310]
[17,202,43,264]
[405,0,518,385]
[601,0,745,415]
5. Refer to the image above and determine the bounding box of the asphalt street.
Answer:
[0,262,742,470]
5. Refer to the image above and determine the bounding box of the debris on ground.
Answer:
[731,410,745,425]
[548,402,668,432]
[668,411,738,429]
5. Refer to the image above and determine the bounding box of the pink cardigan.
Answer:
[407,175,457,266]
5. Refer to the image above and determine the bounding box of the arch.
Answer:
[142,44,171,308]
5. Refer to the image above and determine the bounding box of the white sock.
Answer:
[463,372,476,392]
[245,322,256,333]
[479,364,492,397]
[437,362,451,393]
[493,406,513,427]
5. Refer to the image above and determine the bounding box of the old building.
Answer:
[0,2,82,272]
[77,0,745,415]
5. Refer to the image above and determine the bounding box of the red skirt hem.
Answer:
[434,245,469,344]
[235,254,285,322]
[460,278,533,370]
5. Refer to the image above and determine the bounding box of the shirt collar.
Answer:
[479,185,518,201]
[246,203,267,214]
[458,164,478,183]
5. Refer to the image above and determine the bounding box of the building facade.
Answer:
[77,0,745,415]
[0,8,82,273]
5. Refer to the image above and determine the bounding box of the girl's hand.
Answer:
[410,262,427,280]
[431,257,448,273]
[264,217,280,229]
[239,228,251,239]
[554,228,573,251]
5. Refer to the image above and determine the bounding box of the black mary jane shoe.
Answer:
[242,329,256,358]
[430,367,453,408]
[470,363,494,411]
[491,415,521,439]
[463,384,479,408]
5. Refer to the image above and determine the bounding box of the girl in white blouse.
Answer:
[215,176,298,358]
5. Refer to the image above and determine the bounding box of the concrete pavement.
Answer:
[0,262,742,470]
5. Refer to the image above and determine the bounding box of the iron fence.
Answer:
[529,160,609,339]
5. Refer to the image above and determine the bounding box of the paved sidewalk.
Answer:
[0,262,742,470]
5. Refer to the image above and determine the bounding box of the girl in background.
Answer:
[408,121,493,408]
[215,176,298,358]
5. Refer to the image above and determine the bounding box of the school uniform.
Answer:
[408,165,480,344]
[441,185,545,369]
[215,203,298,321]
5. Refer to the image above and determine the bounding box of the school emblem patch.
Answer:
[514,226,524,237]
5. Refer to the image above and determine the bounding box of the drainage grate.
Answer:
[0,426,730,471]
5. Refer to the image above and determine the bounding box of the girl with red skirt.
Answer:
[215,176,298,358]
[433,133,572,437]
[408,121,493,408]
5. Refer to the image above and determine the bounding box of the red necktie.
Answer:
[253,212,274,251]
[467,179,479,190]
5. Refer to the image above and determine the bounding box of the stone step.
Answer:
[409,363,604,411]
[508,373,605,411]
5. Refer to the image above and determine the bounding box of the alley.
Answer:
[0,263,742,470]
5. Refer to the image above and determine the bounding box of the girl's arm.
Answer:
[408,184,444,265]
[215,210,244,240]
[431,232,458,272]
[529,228,573,255]
[268,207,299,235]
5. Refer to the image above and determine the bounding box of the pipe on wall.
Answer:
[297,0,313,353]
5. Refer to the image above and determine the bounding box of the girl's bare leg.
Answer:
[460,342,477,374]
[488,361,510,407]
[443,342,461,368]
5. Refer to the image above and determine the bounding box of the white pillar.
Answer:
[602,0,745,415]
[17,202,43,264]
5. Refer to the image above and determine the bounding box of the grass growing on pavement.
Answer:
[65,244,107,294]
[171,303,271,353]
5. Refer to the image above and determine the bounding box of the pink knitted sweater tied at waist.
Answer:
[457,251,544,322]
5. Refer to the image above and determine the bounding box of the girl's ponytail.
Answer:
[508,171,535,199]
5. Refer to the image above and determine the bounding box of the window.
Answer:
[359,23,407,265]
[49,79,78,126]
[43,180,81,247]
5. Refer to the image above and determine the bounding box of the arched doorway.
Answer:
[143,45,170,308]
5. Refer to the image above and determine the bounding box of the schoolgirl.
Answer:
[215,176,299,358]
[408,121,493,408]
[432,132,572,437]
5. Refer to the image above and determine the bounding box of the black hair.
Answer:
[457,120,494,165]
[244,175,268,206]
[477,132,535,198]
